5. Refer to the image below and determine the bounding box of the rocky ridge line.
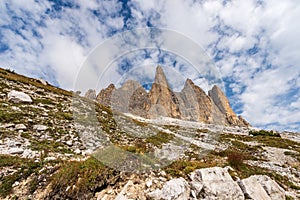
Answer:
[92,66,250,127]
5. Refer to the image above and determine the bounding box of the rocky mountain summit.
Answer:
[0,68,299,199]
[95,66,250,127]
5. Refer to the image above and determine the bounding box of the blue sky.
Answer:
[0,0,300,132]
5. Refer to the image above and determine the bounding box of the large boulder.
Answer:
[255,175,285,200]
[238,176,271,200]
[189,167,244,200]
[8,90,32,103]
[147,178,190,200]
[238,175,285,200]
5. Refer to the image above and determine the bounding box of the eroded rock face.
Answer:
[111,80,151,118]
[84,89,96,100]
[96,66,250,127]
[208,85,249,126]
[148,66,181,119]
[8,90,32,103]
[177,79,213,123]
[96,84,116,107]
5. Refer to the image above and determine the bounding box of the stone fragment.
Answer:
[239,176,271,200]
[9,147,24,154]
[33,125,48,131]
[15,124,27,130]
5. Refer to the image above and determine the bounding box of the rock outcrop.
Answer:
[111,80,151,118]
[208,85,248,126]
[145,167,285,200]
[96,66,249,127]
[238,175,285,200]
[177,79,214,123]
[84,89,96,100]
[96,83,116,107]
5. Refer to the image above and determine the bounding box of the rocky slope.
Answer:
[95,66,249,127]
[0,68,299,199]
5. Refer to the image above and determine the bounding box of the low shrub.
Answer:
[249,130,281,137]
[227,151,245,169]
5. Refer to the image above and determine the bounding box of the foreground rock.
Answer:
[147,178,190,200]
[238,175,285,200]
[189,167,244,199]
[146,167,285,200]
[8,90,32,103]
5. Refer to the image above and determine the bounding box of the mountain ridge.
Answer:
[92,66,250,127]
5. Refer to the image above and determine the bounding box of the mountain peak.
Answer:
[154,66,169,87]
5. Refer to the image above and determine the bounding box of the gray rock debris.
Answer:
[147,177,190,200]
[8,90,32,103]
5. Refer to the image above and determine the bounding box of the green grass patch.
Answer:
[146,131,175,148]
[249,130,281,137]
[164,154,223,178]
[0,155,42,197]
[48,157,117,199]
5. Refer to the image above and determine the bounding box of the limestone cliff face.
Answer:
[208,85,248,126]
[148,66,181,119]
[111,80,151,118]
[84,89,96,100]
[95,66,250,127]
[177,79,213,123]
[96,84,115,107]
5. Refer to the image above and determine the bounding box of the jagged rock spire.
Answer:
[154,66,169,87]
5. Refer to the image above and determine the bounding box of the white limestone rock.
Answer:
[33,125,48,131]
[15,124,27,130]
[189,167,244,200]
[238,176,271,200]
[147,177,190,200]
[8,90,32,103]
[239,175,285,200]
[9,147,24,154]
